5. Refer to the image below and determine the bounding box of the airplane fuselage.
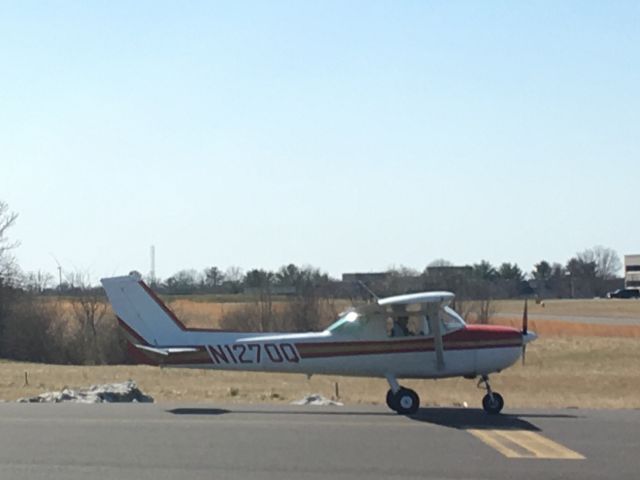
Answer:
[120,320,525,380]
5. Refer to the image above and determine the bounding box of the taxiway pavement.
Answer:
[0,403,637,479]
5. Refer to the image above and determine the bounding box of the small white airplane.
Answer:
[101,272,537,415]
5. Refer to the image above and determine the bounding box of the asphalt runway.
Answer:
[0,403,638,480]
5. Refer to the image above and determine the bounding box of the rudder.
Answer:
[101,272,185,346]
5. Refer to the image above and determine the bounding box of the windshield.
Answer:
[326,310,360,332]
[442,306,466,332]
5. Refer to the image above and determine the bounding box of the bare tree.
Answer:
[220,297,275,333]
[427,259,453,268]
[22,270,54,293]
[0,201,19,281]
[163,269,202,294]
[224,265,244,293]
[578,246,622,280]
[0,201,20,345]
[67,272,107,364]
[475,298,495,324]
[466,280,496,324]
[0,201,18,252]
[279,267,328,332]
[387,265,420,277]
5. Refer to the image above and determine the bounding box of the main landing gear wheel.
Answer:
[387,388,420,415]
[386,389,397,411]
[396,388,420,415]
[482,392,504,414]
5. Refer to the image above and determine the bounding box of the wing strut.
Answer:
[426,304,445,370]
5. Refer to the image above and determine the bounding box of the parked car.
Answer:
[607,288,640,299]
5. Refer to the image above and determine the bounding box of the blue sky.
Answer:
[2,1,638,282]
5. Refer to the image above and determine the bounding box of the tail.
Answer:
[101,272,186,346]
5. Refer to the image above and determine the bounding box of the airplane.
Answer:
[101,271,537,415]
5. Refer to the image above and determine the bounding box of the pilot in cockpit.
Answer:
[391,316,411,337]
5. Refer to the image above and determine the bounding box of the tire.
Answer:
[482,392,504,414]
[386,389,398,411]
[395,388,420,415]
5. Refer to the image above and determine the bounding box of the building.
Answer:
[425,265,473,277]
[624,255,640,290]
[341,272,391,284]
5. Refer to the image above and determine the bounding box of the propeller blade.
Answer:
[521,298,528,365]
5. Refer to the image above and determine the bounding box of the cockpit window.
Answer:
[327,306,465,335]
[386,308,465,337]
[326,310,360,332]
[387,315,426,337]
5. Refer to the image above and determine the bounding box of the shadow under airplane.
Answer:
[167,406,582,432]
[408,407,580,431]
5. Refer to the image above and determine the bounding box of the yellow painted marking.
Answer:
[468,429,525,458]
[468,429,585,460]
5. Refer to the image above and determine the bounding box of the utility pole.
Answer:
[150,245,156,285]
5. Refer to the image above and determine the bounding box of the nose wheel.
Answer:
[478,375,504,414]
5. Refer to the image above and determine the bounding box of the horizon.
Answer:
[14,246,628,287]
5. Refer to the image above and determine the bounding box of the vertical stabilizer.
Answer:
[101,272,185,346]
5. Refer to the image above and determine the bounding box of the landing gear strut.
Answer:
[478,375,504,414]
[385,375,420,415]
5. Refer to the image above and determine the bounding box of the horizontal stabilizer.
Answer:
[135,345,200,356]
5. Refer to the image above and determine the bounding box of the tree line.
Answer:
[148,246,622,301]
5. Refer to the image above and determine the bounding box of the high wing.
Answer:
[378,291,454,307]
[356,291,455,370]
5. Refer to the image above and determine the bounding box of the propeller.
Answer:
[521,298,528,365]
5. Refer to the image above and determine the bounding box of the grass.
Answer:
[490,318,640,337]
[2,336,639,409]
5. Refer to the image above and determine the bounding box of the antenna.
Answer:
[150,245,156,283]
[358,280,379,302]
[49,253,63,290]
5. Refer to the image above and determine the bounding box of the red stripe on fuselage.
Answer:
[125,342,158,365]
[117,316,149,345]
[295,325,522,359]
[449,324,523,341]
[117,315,212,365]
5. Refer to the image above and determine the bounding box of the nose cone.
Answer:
[523,331,538,344]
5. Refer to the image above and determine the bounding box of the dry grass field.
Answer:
[166,298,350,328]
[167,297,640,330]
[494,298,640,319]
[3,296,637,409]
[169,297,640,338]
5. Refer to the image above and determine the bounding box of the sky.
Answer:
[1,1,639,284]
